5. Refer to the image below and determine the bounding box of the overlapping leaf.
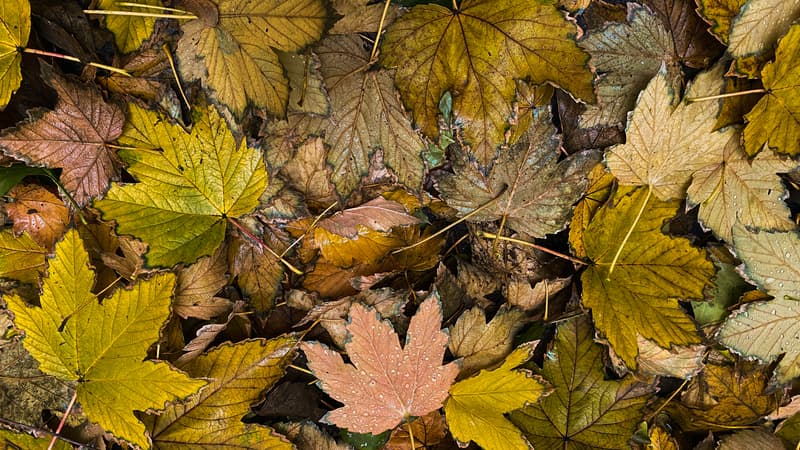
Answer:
[448,306,527,376]
[696,0,747,44]
[581,186,714,367]
[97,0,161,53]
[509,317,651,448]
[0,0,28,109]
[381,0,594,164]
[94,101,267,267]
[6,229,206,448]
[0,229,46,284]
[437,110,599,239]
[728,0,800,62]
[176,0,326,117]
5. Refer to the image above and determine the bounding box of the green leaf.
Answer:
[94,102,267,267]
[0,0,29,110]
[0,165,51,197]
[6,229,206,448]
[509,317,651,449]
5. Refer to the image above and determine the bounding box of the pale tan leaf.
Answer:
[277,51,329,115]
[636,335,705,379]
[728,0,800,60]
[174,245,230,320]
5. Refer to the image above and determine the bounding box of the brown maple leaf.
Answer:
[0,64,123,205]
[301,291,459,434]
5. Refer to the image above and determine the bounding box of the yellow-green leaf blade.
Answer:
[509,317,651,449]
[444,343,547,450]
[0,229,46,284]
[147,337,297,448]
[97,0,161,53]
[0,0,29,110]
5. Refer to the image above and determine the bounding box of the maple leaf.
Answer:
[0,65,124,205]
[727,0,800,63]
[290,35,426,195]
[687,129,796,242]
[743,23,800,157]
[643,0,724,66]
[580,186,714,367]
[5,229,206,448]
[5,184,68,250]
[278,51,329,116]
[176,0,326,117]
[145,337,296,449]
[0,0,28,109]
[716,225,800,384]
[444,343,548,450]
[301,291,459,434]
[436,109,599,239]
[448,305,527,377]
[695,0,747,44]
[606,61,732,201]
[96,0,161,53]
[509,317,651,448]
[0,228,46,284]
[94,101,267,267]
[173,245,230,320]
[380,0,594,164]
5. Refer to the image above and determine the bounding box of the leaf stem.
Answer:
[226,216,303,275]
[115,2,193,13]
[42,169,87,225]
[607,185,652,278]
[23,48,131,77]
[48,390,77,450]
[369,0,393,63]
[645,377,689,421]
[281,201,339,257]
[407,420,416,450]
[452,0,459,10]
[83,9,197,19]
[162,43,190,110]
[477,231,588,266]
[686,89,766,103]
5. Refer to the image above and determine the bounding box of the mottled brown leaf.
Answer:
[5,184,68,250]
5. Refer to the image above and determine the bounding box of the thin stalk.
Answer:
[162,44,190,110]
[645,377,688,421]
[281,201,339,257]
[288,364,314,376]
[42,169,87,225]
[607,185,651,277]
[227,216,303,275]
[477,231,588,266]
[686,88,766,103]
[83,9,197,19]
[368,0,393,62]
[407,420,416,450]
[116,2,194,13]
[452,0,458,10]
[48,390,77,450]
[23,48,131,77]
[543,280,549,321]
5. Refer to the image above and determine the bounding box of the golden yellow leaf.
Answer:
[568,162,615,258]
[0,0,28,110]
[97,0,161,53]
[0,229,46,284]
[448,306,527,377]
[696,0,747,44]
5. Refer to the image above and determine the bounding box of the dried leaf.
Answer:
[174,245,230,320]
[278,51,329,116]
[695,0,747,44]
[330,0,398,34]
[504,276,571,312]
[448,306,527,376]
[728,0,800,62]
[228,228,286,315]
[384,412,446,450]
[5,184,68,250]
[718,429,784,450]
[302,291,459,434]
[636,336,705,379]
[643,0,724,67]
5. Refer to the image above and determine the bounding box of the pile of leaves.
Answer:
[2,0,800,448]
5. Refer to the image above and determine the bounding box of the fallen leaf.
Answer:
[146,337,296,449]
[509,317,651,448]
[437,109,599,239]
[99,235,147,281]
[0,429,71,450]
[5,184,68,250]
[228,227,286,315]
[380,0,594,164]
[277,421,350,450]
[727,0,800,64]
[279,137,336,210]
[94,101,267,267]
[301,290,459,434]
[384,411,446,450]
[695,0,747,44]
[718,429,784,450]
[0,229,46,284]
[176,0,326,117]
[448,305,527,377]
[174,300,245,366]
[504,276,571,312]
[329,0,398,34]
[0,65,124,205]
[317,197,419,239]
[0,0,28,109]
[606,62,731,201]
[744,24,800,157]
[6,229,206,448]
[568,163,615,258]
[290,35,426,195]
[649,425,680,450]
[636,336,705,379]
[687,129,796,242]
[643,0,724,67]
[96,0,161,53]
[174,245,230,320]
[581,186,714,367]
[445,343,548,450]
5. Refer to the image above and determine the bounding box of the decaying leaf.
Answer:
[384,411,446,450]
[569,162,615,258]
[504,276,571,312]
[727,0,800,63]
[0,0,28,109]
[94,101,267,267]
[510,317,651,448]
[718,429,785,450]
[329,0,398,34]
[278,50,329,116]
[636,336,705,379]
[643,0,724,67]
[448,305,527,377]
[6,229,206,448]
[173,245,230,320]
[695,0,747,44]
[5,184,68,250]
[228,227,286,315]
[0,229,46,284]
[381,0,594,164]
[445,343,547,450]
[0,66,124,205]
[302,291,459,434]
[581,186,714,367]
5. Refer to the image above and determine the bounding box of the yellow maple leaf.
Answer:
[97,0,162,53]
[0,0,28,109]
[6,229,206,448]
[0,229,46,284]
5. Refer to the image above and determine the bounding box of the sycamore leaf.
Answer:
[687,129,796,242]
[279,137,337,209]
[696,0,748,44]
[444,343,548,450]
[0,66,124,205]
[606,62,732,201]
[97,0,161,53]
[380,0,594,164]
[728,0,800,61]
[329,0,399,34]
[301,291,459,434]
[744,24,800,157]
[277,51,329,116]
[6,229,206,448]
[643,0,724,67]
[509,317,651,449]
[716,225,800,383]
[437,110,599,239]
[0,229,46,284]
[0,429,71,450]
[290,35,426,195]
[0,0,28,110]
[719,430,785,450]
[146,337,296,449]
[174,245,230,320]
[94,101,267,267]
[5,184,69,250]
[176,0,326,117]
[448,306,527,377]
[581,186,714,367]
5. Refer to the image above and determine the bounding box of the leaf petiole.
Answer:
[686,88,766,103]
[22,48,131,77]
[82,9,197,20]
[477,231,588,266]
[227,216,303,275]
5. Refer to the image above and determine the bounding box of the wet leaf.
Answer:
[6,229,206,448]
[278,51,329,116]
[94,101,267,267]
[695,0,747,44]
[381,0,594,164]
[728,0,800,63]
[173,245,230,320]
[301,291,459,434]
[5,184,68,250]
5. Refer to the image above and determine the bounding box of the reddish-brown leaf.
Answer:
[301,291,459,434]
[0,65,123,205]
[5,184,68,250]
